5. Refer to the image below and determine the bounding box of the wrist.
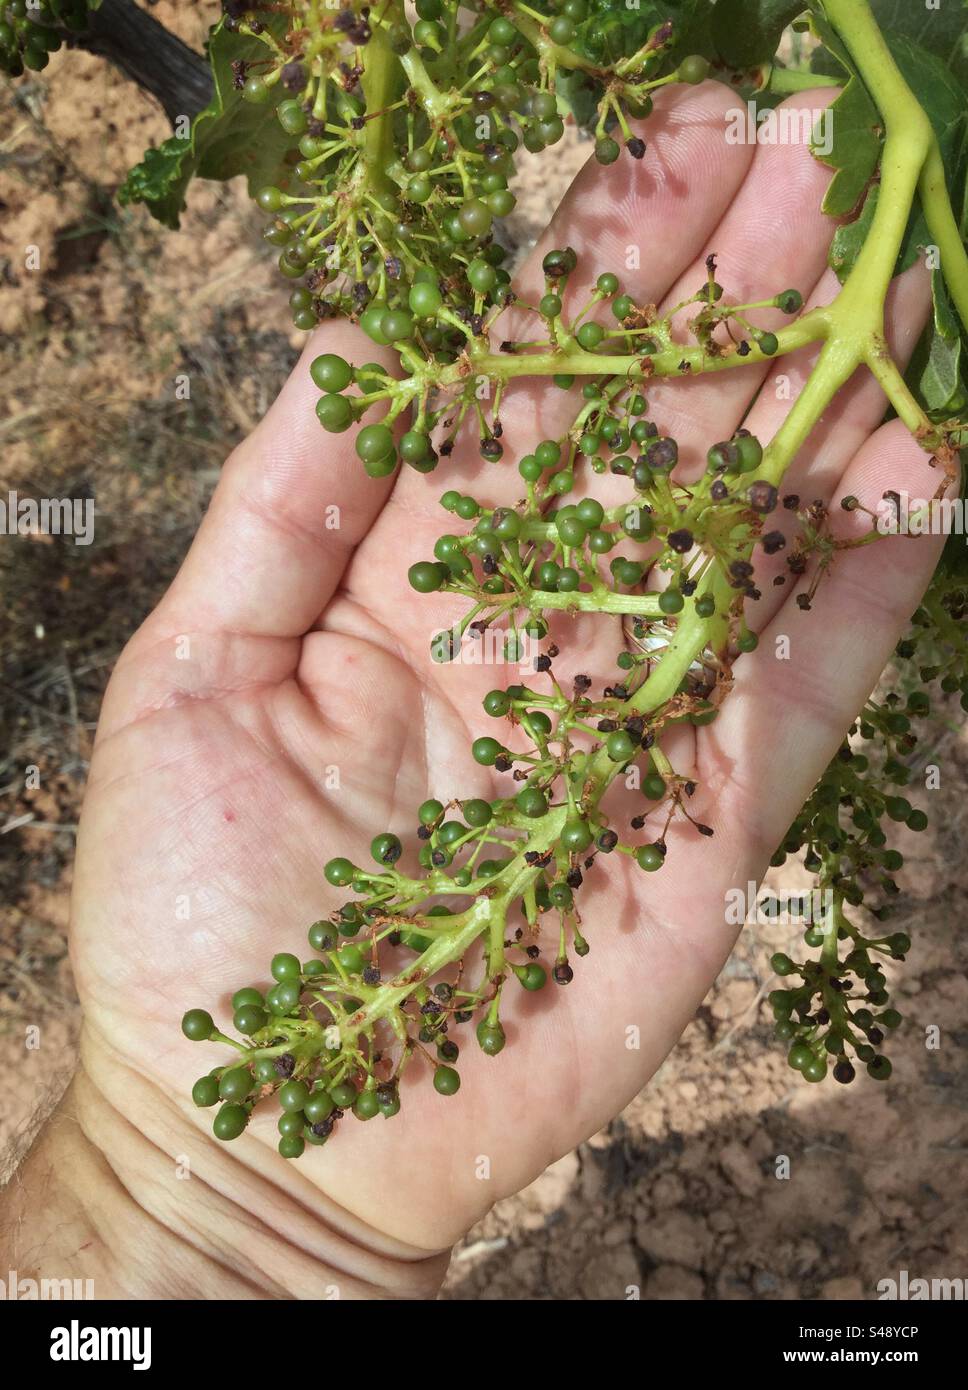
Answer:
[0,1050,450,1300]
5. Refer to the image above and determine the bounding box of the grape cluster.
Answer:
[176,2,968,1149]
[224,1,707,341]
[0,0,88,75]
[762,573,968,1083]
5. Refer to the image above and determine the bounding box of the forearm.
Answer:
[0,1064,450,1300]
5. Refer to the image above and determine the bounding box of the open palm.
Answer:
[70,84,942,1275]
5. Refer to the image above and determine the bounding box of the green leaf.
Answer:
[191,26,293,191]
[909,270,966,416]
[813,76,881,217]
[117,136,193,230]
[710,0,806,69]
[825,31,968,284]
[118,19,293,229]
[863,0,968,89]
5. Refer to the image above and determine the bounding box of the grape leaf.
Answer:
[117,135,193,229]
[861,0,968,89]
[118,20,292,229]
[710,0,806,69]
[908,270,966,417]
[826,34,968,283]
[812,76,881,217]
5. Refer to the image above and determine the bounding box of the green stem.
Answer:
[531,590,663,617]
[360,18,402,189]
[919,139,968,340]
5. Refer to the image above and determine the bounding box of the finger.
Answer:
[697,418,947,864]
[144,323,396,642]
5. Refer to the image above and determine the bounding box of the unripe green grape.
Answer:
[381,309,413,341]
[409,280,442,316]
[233,1005,267,1035]
[560,818,593,852]
[576,321,605,350]
[486,188,516,216]
[316,393,353,432]
[192,1075,220,1108]
[353,1089,381,1120]
[360,303,391,344]
[463,798,492,827]
[213,1104,248,1141]
[636,843,664,872]
[407,174,432,203]
[181,1009,215,1041]
[231,987,263,1011]
[257,185,283,213]
[516,787,549,818]
[483,688,511,716]
[219,1067,253,1102]
[577,497,605,527]
[324,857,355,886]
[472,737,504,766]
[271,952,301,982]
[310,353,352,393]
[802,1055,827,1083]
[243,75,271,104]
[400,430,431,463]
[606,730,636,762]
[433,1064,461,1095]
[458,198,492,237]
[337,943,365,973]
[514,963,547,991]
[678,54,710,84]
[277,99,308,135]
[356,423,394,462]
[736,434,763,472]
[308,921,335,952]
[477,1020,506,1055]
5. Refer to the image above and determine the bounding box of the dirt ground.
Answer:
[1,4,966,1301]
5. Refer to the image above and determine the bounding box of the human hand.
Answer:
[12,84,941,1300]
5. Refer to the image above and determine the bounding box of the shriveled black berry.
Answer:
[748,482,778,513]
